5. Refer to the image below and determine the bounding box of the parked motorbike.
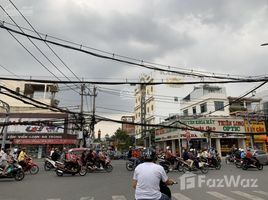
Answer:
[241,158,263,170]
[87,157,113,173]
[0,160,25,181]
[182,157,209,174]
[22,157,39,174]
[44,157,56,171]
[55,159,87,176]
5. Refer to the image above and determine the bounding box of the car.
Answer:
[252,150,268,165]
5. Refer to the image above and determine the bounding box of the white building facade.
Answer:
[134,72,183,141]
[155,84,247,156]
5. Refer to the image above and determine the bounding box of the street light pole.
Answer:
[1,100,10,149]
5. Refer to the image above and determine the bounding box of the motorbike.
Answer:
[182,157,209,174]
[87,157,113,173]
[225,153,236,164]
[126,158,143,171]
[158,156,171,173]
[201,156,221,170]
[235,158,243,168]
[241,158,263,170]
[160,180,178,199]
[44,157,56,171]
[22,157,39,174]
[0,160,25,181]
[55,159,87,176]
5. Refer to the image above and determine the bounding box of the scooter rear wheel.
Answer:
[257,163,263,170]
[30,165,39,174]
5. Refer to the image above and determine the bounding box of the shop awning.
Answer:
[13,139,77,145]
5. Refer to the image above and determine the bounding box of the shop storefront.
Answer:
[0,113,78,158]
[1,133,77,158]
[155,116,247,156]
[244,121,267,152]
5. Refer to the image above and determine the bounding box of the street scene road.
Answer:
[0,160,267,200]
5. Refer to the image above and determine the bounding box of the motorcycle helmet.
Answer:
[143,147,156,161]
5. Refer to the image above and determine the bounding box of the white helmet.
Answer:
[190,148,194,151]
[240,149,244,152]
[166,146,170,150]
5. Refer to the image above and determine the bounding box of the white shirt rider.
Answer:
[133,162,172,200]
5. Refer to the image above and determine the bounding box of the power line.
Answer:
[1,22,265,81]
[0,6,80,95]
[1,20,266,80]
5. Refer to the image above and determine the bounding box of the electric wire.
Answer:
[0,6,80,95]
[1,20,267,80]
[1,22,266,81]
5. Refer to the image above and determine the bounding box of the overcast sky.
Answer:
[1,0,268,136]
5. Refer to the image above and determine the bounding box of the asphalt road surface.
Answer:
[0,159,267,200]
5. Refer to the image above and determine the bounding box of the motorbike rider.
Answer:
[86,149,96,169]
[240,149,246,159]
[132,147,176,200]
[0,148,8,175]
[51,148,61,161]
[186,149,194,168]
[18,147,28,169]
[245,148,257,165]
[165,146,176,168]
[0,149,14,175]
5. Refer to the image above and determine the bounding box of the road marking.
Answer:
[207,191,236,200]
[80,197,94,200]
[172,193,192,200]
[112,195,127,200]
[47,199,61,200]
[232,191,265,200]
[253,191,268,196]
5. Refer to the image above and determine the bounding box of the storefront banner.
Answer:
[244,121,266,133]
[155,131,179,141]
[0,134,75,140]
[155,117,246,142]
[180,130,206,139]
[180,118,245,133]
[6,118,64,133]
[13,139,77,144]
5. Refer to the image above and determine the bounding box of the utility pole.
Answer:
[80,83,86,147]
[0,100,10,149]
[140,83,147,147]
[89,86,97,141]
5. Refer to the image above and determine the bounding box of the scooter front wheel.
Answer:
[14,170,24,181]
[56,170,63,176]
[105,164,113,172]
[79,167,87,176]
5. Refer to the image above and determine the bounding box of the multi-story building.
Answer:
[180,84,230,116]
[228,96,267,152]
[0,80,77,158]
[121,116,135,136]
[155,84,248,156]
[134,72,183,145]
